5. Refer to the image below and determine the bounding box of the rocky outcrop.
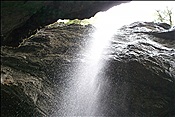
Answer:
[1,23,94,116]
[1,22,175,116]
[1,1,129,46]
[98,22,175,116]
[133,22,175,40]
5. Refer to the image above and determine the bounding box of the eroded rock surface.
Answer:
[1,22,175,116]
[98,21,175,116]
[1,24,94,117]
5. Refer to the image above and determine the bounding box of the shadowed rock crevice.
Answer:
[1,85,44,117]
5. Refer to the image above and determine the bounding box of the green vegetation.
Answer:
[154,6,173,26]
[65,19,92,25]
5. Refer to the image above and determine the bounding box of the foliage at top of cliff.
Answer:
[46,19,94,29]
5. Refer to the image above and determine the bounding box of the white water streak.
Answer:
[59,23,116,116]
[57,1,175,116]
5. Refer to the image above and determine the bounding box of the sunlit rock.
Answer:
[132,22,175,41]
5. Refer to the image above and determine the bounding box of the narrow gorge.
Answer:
[1,1,175,117]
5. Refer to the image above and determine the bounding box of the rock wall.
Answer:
[1,21,175,116]
[1,1,129,46]
[1,23,94,116]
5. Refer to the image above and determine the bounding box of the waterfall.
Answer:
[56,22,116,116]
[54,1,175,116]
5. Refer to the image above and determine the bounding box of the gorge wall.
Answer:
[1,1,175,117]
[1,21,175,116]
[1,1,129,46]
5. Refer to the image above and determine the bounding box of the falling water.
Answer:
[54,1,175,116]
[56,21,117,116]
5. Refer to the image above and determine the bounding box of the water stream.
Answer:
[56,23,116,116]
[53,1,175,116]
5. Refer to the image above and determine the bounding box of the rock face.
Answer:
[1,22,175,116]
[1,1,129,46]
[1,23,94,116]
[133,22,175,40]
[98,22,175,116]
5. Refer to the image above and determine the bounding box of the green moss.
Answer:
[65,19,91,25]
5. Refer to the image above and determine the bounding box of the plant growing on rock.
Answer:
[154,6,173,26]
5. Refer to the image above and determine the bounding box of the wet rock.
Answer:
[156,22,171,30]
[1,23,95,116]
[135,30,175,41]
[132,21,175,40]
[103,21,175,116]
[1,22,175,116]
